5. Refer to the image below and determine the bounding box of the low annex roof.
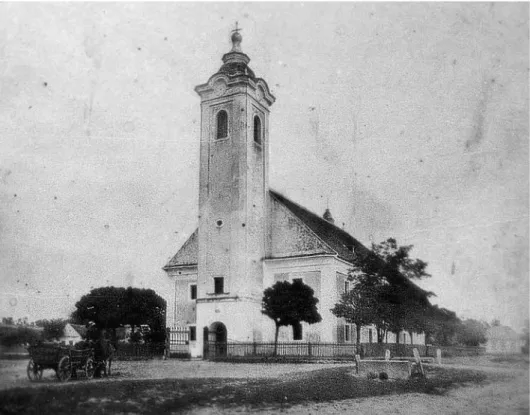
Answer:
[163,229,199,270]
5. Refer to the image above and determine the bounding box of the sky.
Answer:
[0,3,528,331]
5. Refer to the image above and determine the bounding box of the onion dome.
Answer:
[217,24,256,80]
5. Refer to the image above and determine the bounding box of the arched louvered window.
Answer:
[253,115,262,144]
[216,110,228,139]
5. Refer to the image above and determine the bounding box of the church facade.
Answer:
[163,30,425,358]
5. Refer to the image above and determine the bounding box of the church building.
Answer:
[163,29,426,358]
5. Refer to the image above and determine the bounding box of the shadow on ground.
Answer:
[0,365,487,414]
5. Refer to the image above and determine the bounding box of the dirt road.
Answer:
[1,356,528,414]
[179,358,529,415]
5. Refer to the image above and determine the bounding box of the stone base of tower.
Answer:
[192,298,264,358]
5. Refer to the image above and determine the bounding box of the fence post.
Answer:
[165,328,170,359]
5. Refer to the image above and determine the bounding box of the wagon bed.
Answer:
[27,343,95,382]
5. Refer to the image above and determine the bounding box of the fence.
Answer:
[208,342,358,360]
[207,342,486,361]
[431,345,486,357]
[166,328,190,358]
[114,342,166,360]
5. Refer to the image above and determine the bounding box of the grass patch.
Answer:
[489,355,529,365]
[0,366,487,414]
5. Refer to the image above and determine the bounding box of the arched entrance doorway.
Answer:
[208,322,227,358]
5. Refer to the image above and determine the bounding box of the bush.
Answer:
[144,330,166,343]
[0,327,42,347]
[129,331,143,343]
[367,372,378,380]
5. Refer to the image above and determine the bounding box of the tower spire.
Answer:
[231,21,243,52]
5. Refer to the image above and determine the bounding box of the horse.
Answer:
[93,337,116,378]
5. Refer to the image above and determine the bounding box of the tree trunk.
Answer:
[356,325,361,346]
[273,323,280,357]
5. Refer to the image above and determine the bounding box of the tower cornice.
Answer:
[195,74,275,106]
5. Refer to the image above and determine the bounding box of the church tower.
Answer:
[194,26,275,344]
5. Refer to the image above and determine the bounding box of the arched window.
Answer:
[253,115,262,144]
[216,110,228,139]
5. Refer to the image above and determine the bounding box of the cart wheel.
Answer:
[27,359,43,382]
[85,358,95,380]
[56,356,71,382]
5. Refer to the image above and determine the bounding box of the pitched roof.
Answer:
[269,190,370,262]
[487,325,521,340]
[69,323,87,337]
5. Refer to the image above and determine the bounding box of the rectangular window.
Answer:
[189,326,196,342]
[293,322,303,340]
[190,284,197,300]
[344,280,350,293]
[214,277,224,294]
[344,325,351,342]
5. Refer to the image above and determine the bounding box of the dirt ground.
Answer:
[0,359,348,390]
[1,355,528,414]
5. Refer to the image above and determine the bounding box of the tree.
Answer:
[490,319,501,327]
[15,317,29,326]
[456,319,488,346]
[71,286,167,343]
[338,238,433,344]
[522,319,529,355]
[35,319,68,341]
[262,280,322,356]
[0,327,42,346]
[423,306,461,346]
[372,238,431,281]
[331,279,378,346]
[2,317,14,326]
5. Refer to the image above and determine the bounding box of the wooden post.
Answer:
[412,347,424,377]
[165,327,170,359]
[355,354,361,374]
[385,349,390,361]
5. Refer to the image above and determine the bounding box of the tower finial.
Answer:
[231,21,243,52]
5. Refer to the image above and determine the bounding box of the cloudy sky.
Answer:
[1,3,528,331]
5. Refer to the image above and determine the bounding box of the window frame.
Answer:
[253,115,262,144]
[216,109,229,140]
[214,277,224,294]
[189,284,197,301]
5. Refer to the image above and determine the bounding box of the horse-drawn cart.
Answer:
[27,343,96,382]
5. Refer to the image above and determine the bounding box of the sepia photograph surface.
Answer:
[0,2,528,414]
